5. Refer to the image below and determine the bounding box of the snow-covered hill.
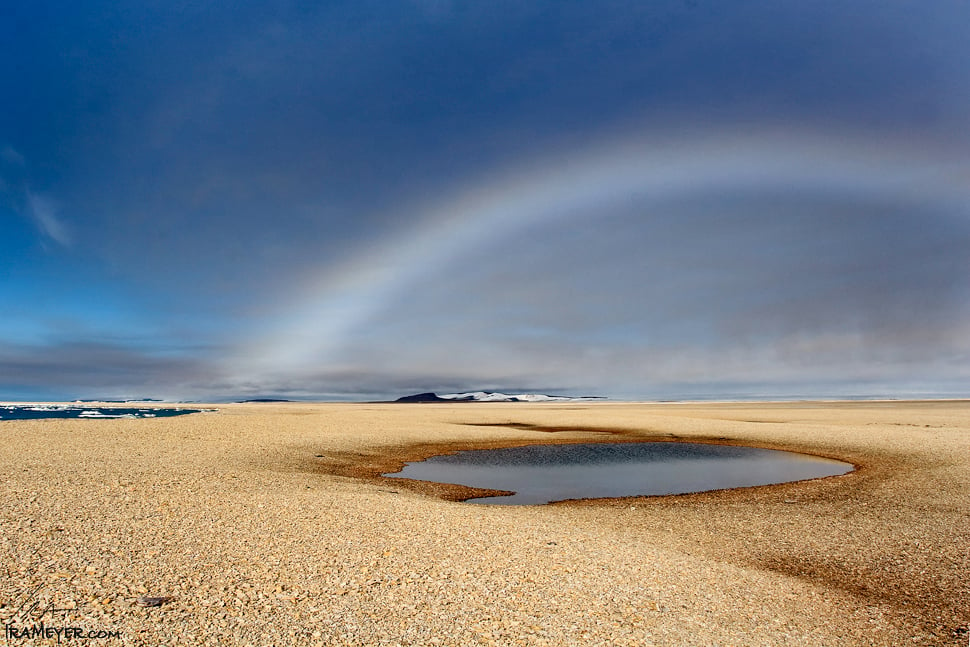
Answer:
[395,391,604,402]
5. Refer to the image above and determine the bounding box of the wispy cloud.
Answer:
[27,193,71,247]
[1,146,71,248]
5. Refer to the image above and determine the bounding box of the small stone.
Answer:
[136,596,173,607]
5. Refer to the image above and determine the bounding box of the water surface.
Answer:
[384,441,853,504]
[0,405,207,421]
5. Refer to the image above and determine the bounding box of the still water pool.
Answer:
[384,441,853,504]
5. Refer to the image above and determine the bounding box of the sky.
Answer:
[2,0,970,402]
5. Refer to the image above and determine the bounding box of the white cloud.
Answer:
[0,148,71,248]
[27,193,71,247]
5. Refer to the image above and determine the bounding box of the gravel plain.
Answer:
[0,401,967,646]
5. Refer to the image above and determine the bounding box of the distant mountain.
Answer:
[236,398,293,403]
[394,391,605,403]
[394,392,450,403]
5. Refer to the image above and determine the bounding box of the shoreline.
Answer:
[0,400,966,645]
[313,424,866,504]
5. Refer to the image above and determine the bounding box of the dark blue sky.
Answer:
[2,1,969,400]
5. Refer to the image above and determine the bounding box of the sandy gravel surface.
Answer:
[0,401,967,646]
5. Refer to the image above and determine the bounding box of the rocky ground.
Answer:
[0,401,967,646]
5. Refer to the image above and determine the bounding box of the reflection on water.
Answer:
[384,442,853,505]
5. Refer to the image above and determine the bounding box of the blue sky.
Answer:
[2,0,969,401]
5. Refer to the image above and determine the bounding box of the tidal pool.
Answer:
[383,441,854,504]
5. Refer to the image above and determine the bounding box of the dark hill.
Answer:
[394,392,449,403]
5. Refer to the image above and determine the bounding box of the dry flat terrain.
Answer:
[0,401,967,646]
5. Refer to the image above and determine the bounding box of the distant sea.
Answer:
[0,405,206,421]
